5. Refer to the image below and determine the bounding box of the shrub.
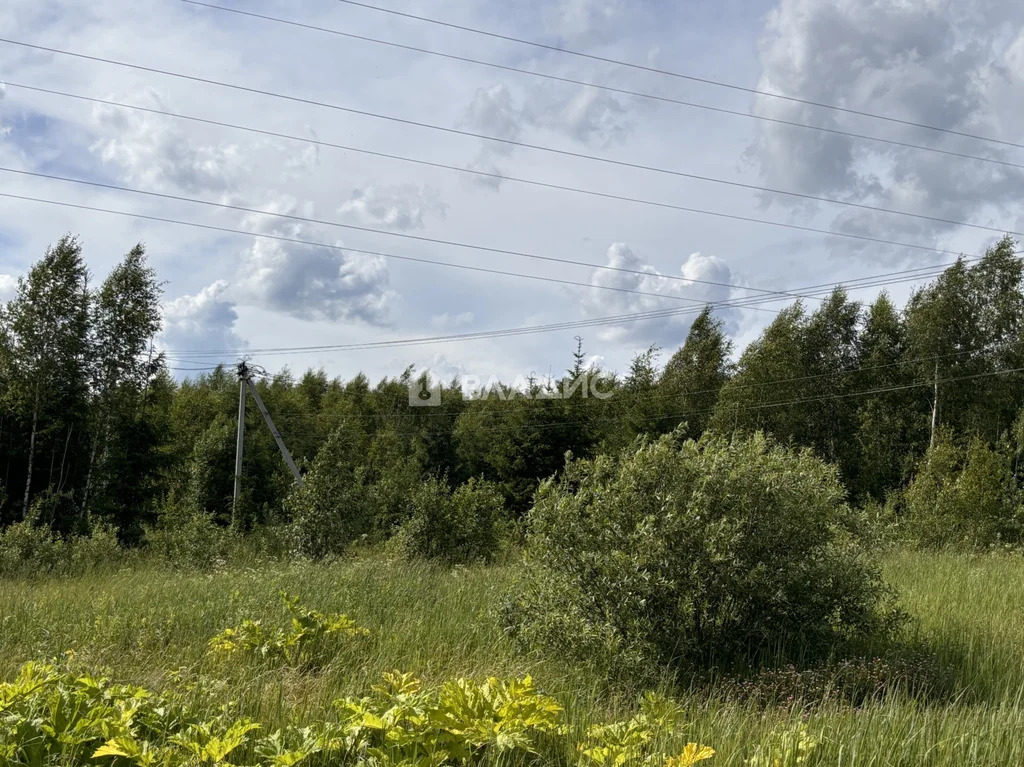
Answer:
[144,509,232,570]
[362,427,425,537]
[0,519,66,576]
[0,517,123,578]
[905,433,1023,548]
[393,477,505,564]
[285,427,373,559]
[504,431,902,676]
[68,521,122,571]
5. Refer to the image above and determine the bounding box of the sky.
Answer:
[1,0,1023,385]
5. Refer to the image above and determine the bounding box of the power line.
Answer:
[179,0,1024,174]
[5,81,983,261]
[0,166,818,304]
[333,0,1024,153]
[225,362,1024,437]
[13,178,996,323]
[186,346,997,422]
[0,189,766,307]
[2,38,1019,237]
[389,364,1024,437]
[160,257,1005,360]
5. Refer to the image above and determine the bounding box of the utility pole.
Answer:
[233,362,247,516]
[233,360,303,521]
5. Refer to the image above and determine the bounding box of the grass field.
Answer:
[2,551,1024,765]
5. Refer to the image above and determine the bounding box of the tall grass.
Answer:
[2,550,1024,765]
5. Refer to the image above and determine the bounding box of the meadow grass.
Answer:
[2,550,1024,765]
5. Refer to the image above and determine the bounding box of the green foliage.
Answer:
[0,656,717,767]
[335,670,564,765]
[576,693,687,767]
[208,592,369,668]
[0,518,122,578]
[392,477,505,565]
[286,427,372,559]
[144,508,233,570]
[658,307,732,439]
[506,430,902,675]
[0,660,270,767]
[745,725,818,767]
[851,294,923,502]
[183,417,236,524]
[362,427,425,537]
[904,433,1024,548]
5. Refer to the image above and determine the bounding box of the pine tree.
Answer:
[799,288,861,476]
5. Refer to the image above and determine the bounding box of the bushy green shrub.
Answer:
[392,477,505,564]
[68,520,122,571]
[144,509,233,570]
[504,431,902,676]
[0,519,65,576]
[0,518,124,578]
[363,427,425,537]
[285,427,373,559]
[905,433,1023,548]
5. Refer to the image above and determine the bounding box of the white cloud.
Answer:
[749,0,1024,247]
[0,83,10,139]
[338,184,447,232]
[431,311,474,329]
[0,273,17,302]
[89,89,245,194]
[543,0,628,45]
[582,243,739,344]
[161,279,242,355]
[527,85,632,146]
[234,199,395,325]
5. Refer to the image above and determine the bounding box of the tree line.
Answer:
[1,233,1022,547]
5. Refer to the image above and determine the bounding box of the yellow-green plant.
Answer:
[335,670,564,766]
[208,592,368,667]
[1,660,714,767]
[578,693,712,767]
[746,725,818,767]
[0,661,258,767]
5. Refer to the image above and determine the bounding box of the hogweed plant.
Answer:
[207,592,369,667]
[578,693,713,767]
[0,660,719,767]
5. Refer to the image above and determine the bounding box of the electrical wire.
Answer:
[1,37,1019,237]
[0,166,819,304]
[160,259,1007,359]
[179,0,1024,173]
[176,345,1002,422]
[3,81,986,261]
[333,0,1024,153]
[0,190,733,307]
